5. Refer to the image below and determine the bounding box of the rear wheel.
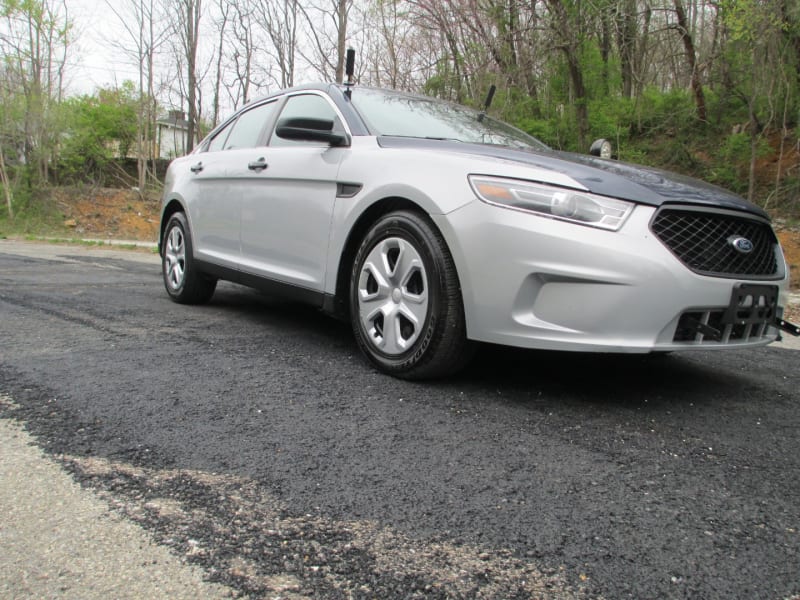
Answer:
[162,212,217,304]
[350,210,473,379]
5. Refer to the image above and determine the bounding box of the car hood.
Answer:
[377,137,769,219]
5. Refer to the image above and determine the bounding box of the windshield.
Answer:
[349,88,549,151]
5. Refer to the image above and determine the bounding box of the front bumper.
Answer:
[434,202,790,353]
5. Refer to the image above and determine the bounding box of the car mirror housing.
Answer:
[589,138,613,159]
[275,117,350,147]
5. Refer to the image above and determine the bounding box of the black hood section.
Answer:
[378,136,769,219]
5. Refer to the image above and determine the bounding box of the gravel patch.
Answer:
[0,397,233,600]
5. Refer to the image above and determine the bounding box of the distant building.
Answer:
[156,110,198,159]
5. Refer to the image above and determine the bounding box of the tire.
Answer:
[350,210,474,379]
[162,212,217,304]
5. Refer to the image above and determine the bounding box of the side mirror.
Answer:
[589,138,613,159]
[275,117,349,147]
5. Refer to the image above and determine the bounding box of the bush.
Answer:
[629,87,697,136]
[706,132,770,194]
[0,184,66,236]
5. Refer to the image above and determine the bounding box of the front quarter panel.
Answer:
[324,137,587,296]
[324,138,476,296]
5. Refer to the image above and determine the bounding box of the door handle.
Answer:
[190,161,203,173]
[248,158,268,172]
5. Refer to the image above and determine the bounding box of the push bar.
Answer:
[777,317,800,337]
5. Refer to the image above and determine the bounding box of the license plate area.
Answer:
[722,284,779,326]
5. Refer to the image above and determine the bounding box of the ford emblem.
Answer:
[729,236,754,254]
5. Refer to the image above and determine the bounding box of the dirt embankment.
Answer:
[56,188,160,243]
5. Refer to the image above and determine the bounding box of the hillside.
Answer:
[56,188,160,242]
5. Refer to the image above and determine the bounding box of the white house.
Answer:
[156,110,198,159]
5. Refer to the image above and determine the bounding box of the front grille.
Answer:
[651,208,779,278]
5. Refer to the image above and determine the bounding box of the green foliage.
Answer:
[57,84,138,183]
[720,0,783,43]
[491,87,540,126]
[586,95,634,142]
[0,184,65,236]
[629,88,698,136]
[580,40,623,99]
[516,117,563,148]
[706,132,771,193]
[423,56,466,102]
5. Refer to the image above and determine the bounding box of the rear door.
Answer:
[187,101,277,269]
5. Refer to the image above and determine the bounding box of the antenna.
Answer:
[344,48,355,99]
[477,84,496,122]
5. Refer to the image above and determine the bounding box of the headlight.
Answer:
[468,175,634,231]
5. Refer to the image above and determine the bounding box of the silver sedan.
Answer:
[160,84,791,378]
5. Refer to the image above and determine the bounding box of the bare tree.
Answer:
[615,0,638,98]
[297,0,352,83]
[211,0,231,127]
[104,0,168,190]
[255,0,299,89]
[231,0,256,104]
[545,0,590,149]
[671,0,707,121]
[0,0,72,184]
[181,0,202,151]
[360,0,420,90]
[405,1,470,101]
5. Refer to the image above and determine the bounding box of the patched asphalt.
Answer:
[1,240,799,599]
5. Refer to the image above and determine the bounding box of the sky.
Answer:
[65,0,142,95]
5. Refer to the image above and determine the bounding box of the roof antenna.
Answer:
[477,84,496,122]
[344,48,355,99]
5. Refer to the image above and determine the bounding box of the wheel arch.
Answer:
[159,198,188,255]
[328,196,457,321]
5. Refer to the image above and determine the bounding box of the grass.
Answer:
[13,234,158,252]
[0,213,70,239]
[0,188,70,238]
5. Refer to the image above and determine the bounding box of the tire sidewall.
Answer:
[350,212,445,372]
[162,212,191,300]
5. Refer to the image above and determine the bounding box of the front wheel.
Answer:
[162,212,217,304]
[350,210,473,379]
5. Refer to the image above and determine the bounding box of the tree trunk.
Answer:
[212,0,228,128]
[673,0,707,121]
[0,142,13,219]
[616,0,637,98]
[546,0,590,150]
[334,0,348,83]
[600,5,611,97]
[566,51,589,150]
[184,0,201,153]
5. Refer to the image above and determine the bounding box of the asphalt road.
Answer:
[1,240,798,599]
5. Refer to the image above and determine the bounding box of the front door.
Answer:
[237,93,348,292]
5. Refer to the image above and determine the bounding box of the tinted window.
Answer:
[222,101,276,150]
[270,94,341,147]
